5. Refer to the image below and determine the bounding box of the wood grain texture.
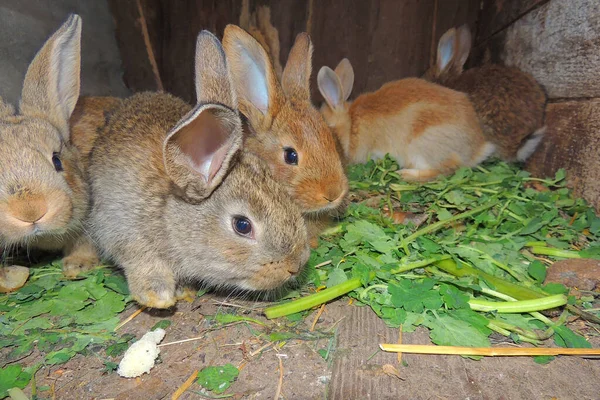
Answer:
[498,0,600,99]
[107,0,162,92]
[476,0,548,42]
[310,0,436,102]
[328,304,600,399]
[527,99,600,212]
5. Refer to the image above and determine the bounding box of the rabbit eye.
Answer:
[232,216,253,238]
[283,147,298,165]
[52,152,63,172]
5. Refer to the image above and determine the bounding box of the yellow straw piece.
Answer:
[379,344,600,357]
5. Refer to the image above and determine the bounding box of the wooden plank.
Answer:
[496,0,600,99]
[310,0,435,101]
[107,0,162,92]
[329,304,600,399]
[527,99,600,212]
[476,0,548,43]
[155,0,242,104]
[261,0,309,69]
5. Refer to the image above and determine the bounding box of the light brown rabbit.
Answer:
[317,58,495,182]
[87,31,310,309]
[423,25,547,162]
[222,25,348,246]
[0,15,99,292]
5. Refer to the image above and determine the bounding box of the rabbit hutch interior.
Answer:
[1,0,599,399]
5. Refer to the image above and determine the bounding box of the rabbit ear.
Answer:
[281,32,313,102]
[436,27,456,76]
[317,66,345,110]
[194,30,237,109]
[222,24,283,124]
[334,58,354,101]
[20,14,81,140]
[163,30,242,202]
[454,25,472,71]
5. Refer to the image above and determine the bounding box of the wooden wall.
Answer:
[108,0,600,211]
[471,0,600,211]
[108,0,479,104]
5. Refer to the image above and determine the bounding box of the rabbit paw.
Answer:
[62,253,100,278]
[175,286,197,303]
[62,236,101,278]
[0,265,30,293]
[131,283,177,309]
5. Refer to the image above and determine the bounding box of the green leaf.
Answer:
[45,348,75,365]
[527,260,547,282]
[533,355,555,364]
[326,268,348,288]
[426,314,491,348]
[151,320,172,331]
[197,364,239,394]
[553,326,592,348]
[439,284,470,309]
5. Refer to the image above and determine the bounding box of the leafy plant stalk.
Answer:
[529,246,581,259]
[435,259,546,300]
[400,202,498,246]
[265,278,363,319]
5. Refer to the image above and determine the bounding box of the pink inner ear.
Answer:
[175,109,231,183]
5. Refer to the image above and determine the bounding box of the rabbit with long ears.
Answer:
[424,25,547,162]
[88,31,310,309]
[0,15,99,291]
[317,58,494,182]
[222,26,348,245]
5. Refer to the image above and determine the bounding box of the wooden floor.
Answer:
[328,304,600,399]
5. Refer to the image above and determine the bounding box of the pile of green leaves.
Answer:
[297,158,600,353]
[0,262,133,397]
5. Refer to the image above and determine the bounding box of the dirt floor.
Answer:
[7,290,600,400]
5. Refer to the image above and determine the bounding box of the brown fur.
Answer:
[424,25,547,162]
[223,26,348,246]
[0,15,99,282]
[318,59,493,181]
[87,31,310,308]
[70,96,123,168]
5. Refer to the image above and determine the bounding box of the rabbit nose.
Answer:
[323,186,345,203]
[10,196,48,223]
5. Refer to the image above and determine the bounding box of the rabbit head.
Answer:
[222,25,348,215]
[317,58,355,158]
[423,25,472,84]
[0,15,87,250]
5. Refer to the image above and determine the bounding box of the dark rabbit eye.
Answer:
[232,216,253,237]
[283,147,298,165]
[52,152,63,172]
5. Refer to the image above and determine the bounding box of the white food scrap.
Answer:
[117,328,166,378]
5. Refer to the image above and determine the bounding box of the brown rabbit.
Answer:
[424,25,547,162]
[317,58,494,182]
[0,15,99,292]
[87,31,310,309]
[222,26,348,246]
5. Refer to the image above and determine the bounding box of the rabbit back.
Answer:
[348,78,491,171]
[449,64,546,161]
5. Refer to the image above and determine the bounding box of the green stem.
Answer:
[400,202,497,246]
[265,278,363,319]
[525,241,547,247]
[390,255,451,274]
[435,259,546,300]
[529,247,581,258]
[468,294,567,314]
[480,288,555,326]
